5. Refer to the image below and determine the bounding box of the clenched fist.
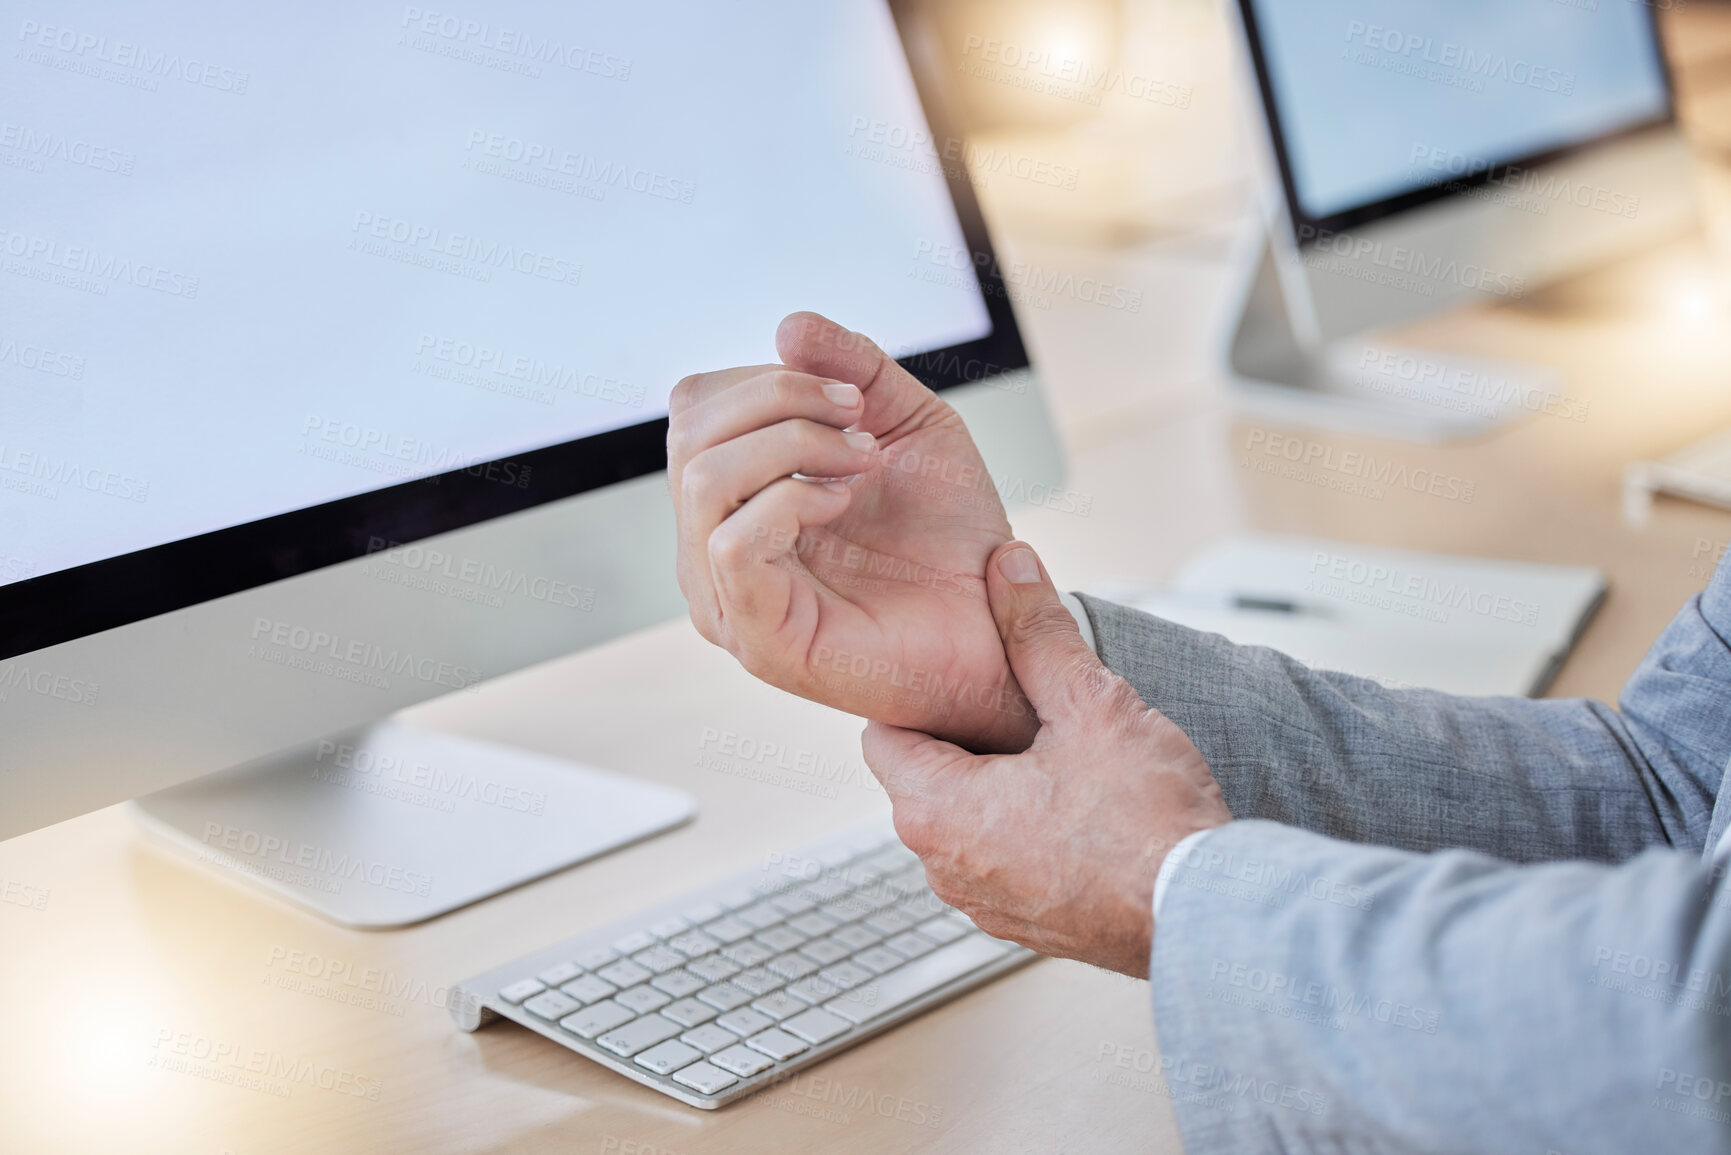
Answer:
[667,312,1036,753]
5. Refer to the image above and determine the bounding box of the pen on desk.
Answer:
[1096,585,1334,619]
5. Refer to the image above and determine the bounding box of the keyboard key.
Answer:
[681,901,727,924]
[819,961,874,990]
[782,1008,851,1045]
[866,911,914,936]
[731,968,785,996]
[635,1040,703,1075]
[786,975,845,1004]
[766,952,819,981]
[720,941,774,968]
[616,985,672,1014]
[745,1028,808,1062]
[633,945,688,974]
[669,931,722,958]
[650,970,707,999]
[680,1024,739,1054]
[823,936,1011,1025]
[716,1008,774,1037]
[917,916,967,944]
[560,1000,635,1039]
[686,955,741,984]
[754,926,806,953]
[770,892,817,916]
[662,997,718,1027]
[829,925,881,951]
[799,877,850,902]
[575,945,618,970]
[751,992,807,1020]
[738,903,784,929]
[672,1060,739,1095]
[696,983,753,1012]
[885,932,938,960]
[898,895,946,923]
[612,930,657,955]
[536,961,582,987]
[649,916,692,939]
[598,959,653,988]
[710,1044,774,1078]
[597,1013,683,1057]
[523,990,581,1020]
[788,912,840,937]
[560,974,620,1004]
[852,946,903,974]
[498,978,545,1004]
[865,846,918,874]
[857,886,902,912]
[717,887,757,911]
[702,916,756,944]
[798,938,851,966]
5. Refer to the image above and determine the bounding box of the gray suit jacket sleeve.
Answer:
[1078,559,1731,1152]
[1075,576,1731,863]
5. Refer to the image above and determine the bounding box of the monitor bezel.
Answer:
[0,2,1030,662]
[1235,0,1679,241]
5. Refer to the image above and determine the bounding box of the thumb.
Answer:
[986,542,1107,727]
[776,311,937,437]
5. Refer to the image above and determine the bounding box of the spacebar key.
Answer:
[823,936,1011,1025]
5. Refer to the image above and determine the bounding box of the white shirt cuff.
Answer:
[1059,591,1098,655]
[1153,828,1218,921]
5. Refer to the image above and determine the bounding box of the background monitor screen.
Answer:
[0,0,999,599]
[1242,0,1673,229]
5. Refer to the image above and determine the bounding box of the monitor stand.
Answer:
[131,720,694,928]
[1226,237,1556,443]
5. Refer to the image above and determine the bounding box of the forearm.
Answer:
[1077,594,1709,862]
[1149,820,1731,1154]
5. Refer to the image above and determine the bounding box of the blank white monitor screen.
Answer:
[1245,0,1671,222]
[0,1,991,589]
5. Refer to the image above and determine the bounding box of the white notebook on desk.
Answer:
[1091,536,1607,697]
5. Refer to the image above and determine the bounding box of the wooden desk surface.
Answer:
[9,8,1731,1154]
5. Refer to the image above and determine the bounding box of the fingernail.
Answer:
[998,546,1042,585]
[823,381,862,407]
[844,430,876,453]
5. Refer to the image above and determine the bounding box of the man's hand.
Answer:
[863,541,1233,977]
[668,312,1036,753]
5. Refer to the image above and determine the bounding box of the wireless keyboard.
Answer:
[450,818,1036,1108]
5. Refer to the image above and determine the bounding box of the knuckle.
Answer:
[891,807,938,859]
[707,526,755,573]
[680,452,720,498]
[669,373,702,414]
[761,371,801,409]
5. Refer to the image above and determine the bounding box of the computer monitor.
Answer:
[0,0,1063,924]
[1226,0,1698,438]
